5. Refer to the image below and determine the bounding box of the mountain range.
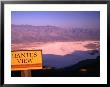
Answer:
[11,24,100,43]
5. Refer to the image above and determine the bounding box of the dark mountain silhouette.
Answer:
[31,56,100,77]
[58,56,100,76]
[11,24,99,43]
[42,50,99,68]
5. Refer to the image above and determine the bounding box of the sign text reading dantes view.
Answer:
[11,50,43,71]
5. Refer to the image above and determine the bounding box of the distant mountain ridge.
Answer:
[11,24,100,43]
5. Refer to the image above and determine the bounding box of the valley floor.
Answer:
[11,40,99,56]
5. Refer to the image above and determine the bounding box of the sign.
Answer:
[11,50,43,71]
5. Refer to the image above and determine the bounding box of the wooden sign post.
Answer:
[21,70,31,77]
[11,50,43,77]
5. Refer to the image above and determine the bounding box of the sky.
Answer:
[11,11,100,29]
